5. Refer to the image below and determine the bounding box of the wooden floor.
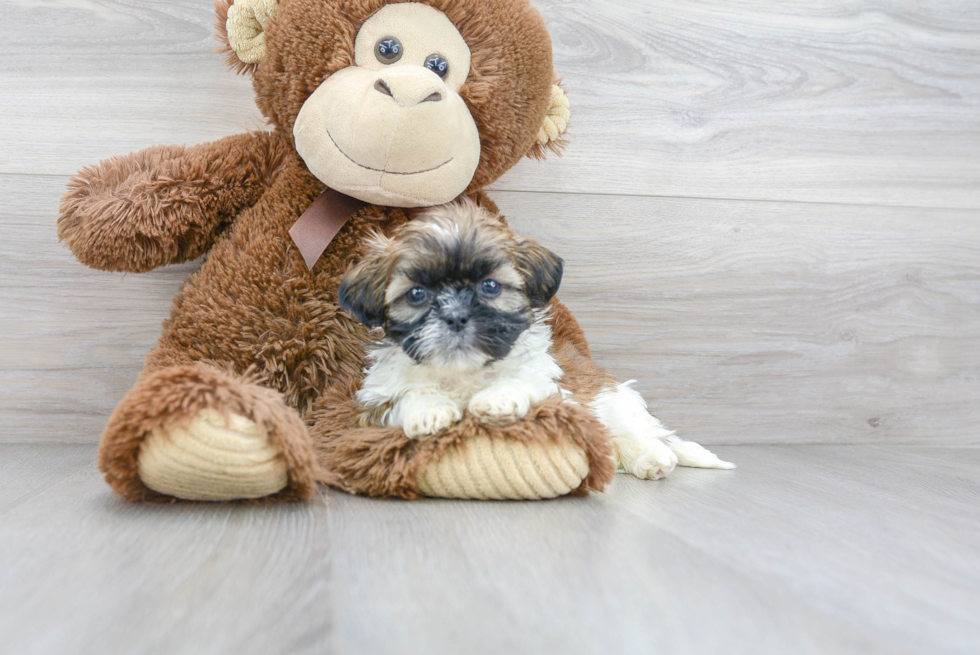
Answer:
[2,1,979,653]
[1,443,978,655]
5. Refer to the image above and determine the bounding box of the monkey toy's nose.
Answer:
[374,69,445,107]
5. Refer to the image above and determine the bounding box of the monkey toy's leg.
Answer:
[99,360,319,503]
[58,131,317,501]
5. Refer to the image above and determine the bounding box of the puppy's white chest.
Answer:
[422,368,499,405]
[356,320,564,431]
[360,350,524,408]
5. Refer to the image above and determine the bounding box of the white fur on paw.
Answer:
[468,387,532,425]
[403,400,462,439]
[138,408,288,501]
[631,442,679,480]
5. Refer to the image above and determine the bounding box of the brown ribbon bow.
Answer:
[288,188,367,270]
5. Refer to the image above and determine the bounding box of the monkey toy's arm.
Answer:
[57,131,289,273]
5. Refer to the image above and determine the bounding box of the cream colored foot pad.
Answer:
[418,436,589,500]
[138,409,288,501]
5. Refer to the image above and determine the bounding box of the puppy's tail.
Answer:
[664,435,736,469]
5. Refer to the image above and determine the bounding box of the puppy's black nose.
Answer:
[443,312,469,332]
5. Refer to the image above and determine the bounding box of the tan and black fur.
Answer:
[338,201,564,436]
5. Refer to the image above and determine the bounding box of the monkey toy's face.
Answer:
[222,0,568,209]
[293,3,479,207]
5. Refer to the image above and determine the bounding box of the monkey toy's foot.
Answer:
[99,364,318,502]
[138,409,290,501]
[312,387,617,500]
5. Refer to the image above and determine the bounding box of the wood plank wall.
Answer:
[1,0,977,445]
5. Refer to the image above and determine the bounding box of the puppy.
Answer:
[339,199,734,479]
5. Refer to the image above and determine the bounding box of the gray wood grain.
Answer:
[499,0,980,208]
[0,445,333,655]
[0,174,193,442]
[2,1,978,207]
[327,444,980,655]
[0,443,94,513]
[498,191,980,446]
[2,443,978,655]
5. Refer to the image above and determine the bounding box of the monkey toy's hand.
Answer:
[57,132,287,273]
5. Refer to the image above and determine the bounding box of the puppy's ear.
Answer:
[338,238,390,328]
[514,240,563,307]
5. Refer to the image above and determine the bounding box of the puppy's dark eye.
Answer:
[375,37,403,64]
[424,53,449,78]
[480,279,501,297]
[406,286,428,306]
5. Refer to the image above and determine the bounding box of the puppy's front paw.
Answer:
[468,387,532,425]
[632,441,679,480]
[402,400,462,439]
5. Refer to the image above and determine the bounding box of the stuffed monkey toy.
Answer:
[57,0,695,503]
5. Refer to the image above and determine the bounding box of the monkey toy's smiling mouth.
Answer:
[291,3,482,208]
[325,130,453,177]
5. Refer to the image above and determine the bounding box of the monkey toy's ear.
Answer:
[215,0,279,75]
[514,240,564,308]
[338,237,391,329]
[528,80,571,160]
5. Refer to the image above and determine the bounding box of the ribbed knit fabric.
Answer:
[417,435,589,500]
[226,0,278,64]
[137,409,289,501]
[536,84,570,145]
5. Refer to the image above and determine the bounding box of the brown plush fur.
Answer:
[59,132,291,273]
[59,0,616,502]
[218,0,556,190]
[99,362,318,502]
[310,373,615,499]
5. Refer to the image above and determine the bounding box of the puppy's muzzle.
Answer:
[442,311,469,332]
[437,289,475,333]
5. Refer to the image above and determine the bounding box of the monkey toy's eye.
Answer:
[375,37,403,64]
[423,53,449,79]
[480,279,501,297]
[406,287,428,306]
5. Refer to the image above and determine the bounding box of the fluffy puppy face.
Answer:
[339,200,563,368]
